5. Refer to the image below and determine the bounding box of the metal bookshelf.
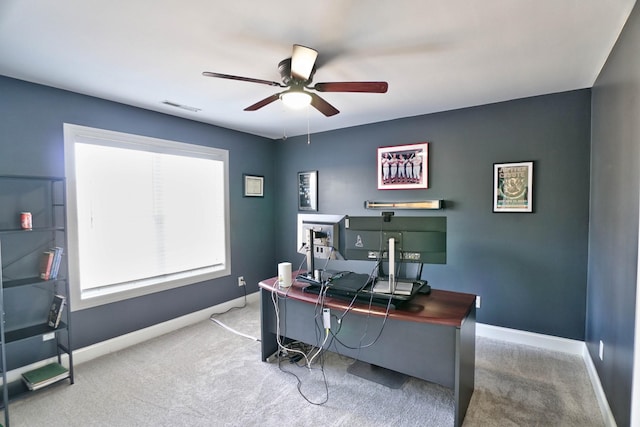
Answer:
[0,175,74,427]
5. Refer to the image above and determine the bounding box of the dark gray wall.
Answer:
[0,76,277,348]
[4,39,630,418]
[589,3,640,426]
[274,90,592,340]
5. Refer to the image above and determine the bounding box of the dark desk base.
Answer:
[346,360,409,389]
[259,283,475,427]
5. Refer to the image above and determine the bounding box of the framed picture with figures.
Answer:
[377,142,429,190]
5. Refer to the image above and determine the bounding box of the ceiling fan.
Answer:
[202,44,388,117]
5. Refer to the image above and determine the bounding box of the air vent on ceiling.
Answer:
[161,100,201,112]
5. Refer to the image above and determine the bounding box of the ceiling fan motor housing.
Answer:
[278,58,315,86]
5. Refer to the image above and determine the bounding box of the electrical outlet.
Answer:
[599,340,604,361]
[237,276,246,287]
[476,296,481,309]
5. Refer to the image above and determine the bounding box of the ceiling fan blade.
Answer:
[313,81,388,93]
[309,93,339,117]
[244,93,282,111]
[202,72,284,87]
[290,44,318,81]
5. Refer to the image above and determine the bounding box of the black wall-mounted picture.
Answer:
[298,171,318,211]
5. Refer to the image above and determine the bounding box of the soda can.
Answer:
[20,212,32,230]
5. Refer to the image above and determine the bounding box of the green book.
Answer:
[22,362,69,390]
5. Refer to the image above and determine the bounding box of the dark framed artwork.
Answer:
[298,171,318,211]
[243,174,264,197]
[493,161,533,212]
[377,142,429,190]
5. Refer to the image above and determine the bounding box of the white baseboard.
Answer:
[582,345,617,427]
[477,323,616,427]
[73,291,261,366]
[476,323,585,355]
[4,291,260,383]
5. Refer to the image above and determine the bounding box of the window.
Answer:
[64,124,230,310]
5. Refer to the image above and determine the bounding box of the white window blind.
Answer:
[64,124,230,310]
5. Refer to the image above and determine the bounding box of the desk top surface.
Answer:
[259,273,475,328]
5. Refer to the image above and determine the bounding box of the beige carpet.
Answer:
[2,298,604,426]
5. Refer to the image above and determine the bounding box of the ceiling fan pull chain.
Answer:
[307,106,311,145]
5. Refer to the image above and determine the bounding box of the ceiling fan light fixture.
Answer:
[280,91,312,109]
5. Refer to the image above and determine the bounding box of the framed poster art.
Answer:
[493,161,533,212]
[377,142,429,190]
[243,174,264,197]
[298,170,318,211]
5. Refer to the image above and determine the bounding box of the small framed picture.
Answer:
[493,161,533,212]
[243,174,264,197]
[377,142,429,190]
[298,171,318,211]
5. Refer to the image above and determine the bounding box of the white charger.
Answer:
[322,308,331,329]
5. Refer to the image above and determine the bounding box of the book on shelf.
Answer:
[49,246,64,280]
[47,294,66,328]
[39,247,64,281]
[21,362,69,391]
[39,250,54,280]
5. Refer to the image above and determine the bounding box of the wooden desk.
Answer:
[259,273,476,427]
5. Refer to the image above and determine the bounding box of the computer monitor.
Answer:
[343,214,446,262]
[296,214,346,281]
[343,214,446,293]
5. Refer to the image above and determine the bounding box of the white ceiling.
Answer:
[0,1,636,139]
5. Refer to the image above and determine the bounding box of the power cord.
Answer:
[210,281,248,316]
[319,261,394,353]
[269,253,393,406]
[270,287,330,405]
[277,351,330,406]
[209,283,260,342]
[271,287,313,367]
